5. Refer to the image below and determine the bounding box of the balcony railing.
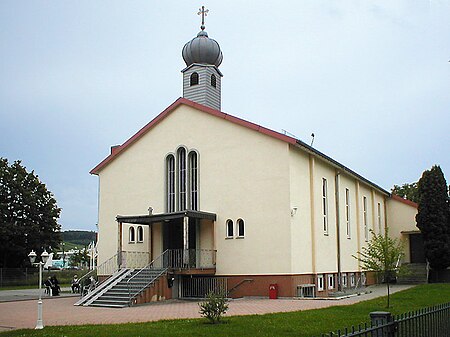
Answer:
[164,249,216,270]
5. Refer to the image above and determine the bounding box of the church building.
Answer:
[87,11,418,307]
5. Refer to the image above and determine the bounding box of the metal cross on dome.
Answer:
[197,6,209,30]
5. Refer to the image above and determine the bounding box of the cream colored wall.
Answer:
[311,158,338,274]
[337,174,361,272]
[386,198,418,263]
[97,104,293,275]
[288,146,313,274]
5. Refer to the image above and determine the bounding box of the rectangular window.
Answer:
[363,196,368,241]
[342,273,348,288]
[345,188,351,239]
[350,273,355,287]
[322,178,328,234]
[317,274,324,291]
[327,274,335,289]
[377,202,382,234]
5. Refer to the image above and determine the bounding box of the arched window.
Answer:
[237,219,245,237]
[210,74,216,88]
[137,226,144,242]
[129,227,135,243]
[178,148,187,211]
[190,72,199,86]
[189,151,198,210]
[226,219,234,238]
[166,155,175,212]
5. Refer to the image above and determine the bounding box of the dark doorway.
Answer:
[409,234,426,263]
[163,218,197,251]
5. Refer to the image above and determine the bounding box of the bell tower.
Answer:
[181,6,223,111]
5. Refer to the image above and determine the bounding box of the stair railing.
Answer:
[126,249,170,305]
[78,253,118,297]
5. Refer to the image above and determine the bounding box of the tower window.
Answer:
[190,72,199,86]
[322,178,328,235]
[210,74,216,88]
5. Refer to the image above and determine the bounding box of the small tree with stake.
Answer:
[353,228,405,308]
[198,291,229,324]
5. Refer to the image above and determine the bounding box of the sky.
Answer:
[1,1,449,232]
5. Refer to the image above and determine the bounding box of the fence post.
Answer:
[370,311,395,337]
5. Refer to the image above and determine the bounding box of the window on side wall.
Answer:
[317,274,324,291]
[350,273,355,287]
[322,178,328,235]
[377,202,382,234]
[237,219,245,238]
[342,273,347,288]
[345,188,351,239]
[363,196,368,241]
[226,219,234,238]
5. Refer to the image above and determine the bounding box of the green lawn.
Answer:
[1,284,449,337]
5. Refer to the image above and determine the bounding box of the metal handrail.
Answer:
[126,249,169,304]
[78,253,118,297]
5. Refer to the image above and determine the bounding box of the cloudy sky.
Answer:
[1,1,449,232]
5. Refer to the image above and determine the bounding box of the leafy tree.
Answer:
[69,249,90,268]
[198,291,229,324]
[0,158,61,267]
[416,165,450,271]
[353,228,405,308]
[392,182,419,203]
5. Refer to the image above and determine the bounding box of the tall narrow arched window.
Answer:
[237,219,245,238]
[129,227,135,243]
[210,74,216,88]
[226,219,234,238]
[137,226,144,243]
[189,151,198,210]
[178,148,187,211]
[190,72,199,86]
[166,155,175,212]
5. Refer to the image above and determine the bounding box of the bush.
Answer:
[198,291,229,324]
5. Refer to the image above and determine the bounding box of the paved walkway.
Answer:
[0,287,77,303]
[0,285,413,331]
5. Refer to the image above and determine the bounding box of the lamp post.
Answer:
[28,249,49,330]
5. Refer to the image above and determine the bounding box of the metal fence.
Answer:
[314,302,450,337]
[180,277,227,298]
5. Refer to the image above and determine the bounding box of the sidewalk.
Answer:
[0,287,78,303]
[0,284,414,332]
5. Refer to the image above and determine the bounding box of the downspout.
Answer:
[335,170,342,292]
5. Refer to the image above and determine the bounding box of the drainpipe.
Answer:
[335,170,342,292]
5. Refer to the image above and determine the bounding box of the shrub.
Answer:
[198,291,229,324]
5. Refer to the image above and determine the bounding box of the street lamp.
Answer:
[28,249,49,330]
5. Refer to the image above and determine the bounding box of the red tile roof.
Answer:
[391,194,418,208]
[90,97,297,175]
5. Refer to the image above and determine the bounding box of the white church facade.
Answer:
[89,16,419,303]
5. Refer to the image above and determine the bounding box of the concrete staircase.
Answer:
[397,263,428,284]
[75,268,167,308]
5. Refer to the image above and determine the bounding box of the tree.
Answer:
[0,158,61,267]
[69,249,90,268]
[391,182,419,203]
[416,165,450,271]
[353,228,405,308]
[198,291,229,324]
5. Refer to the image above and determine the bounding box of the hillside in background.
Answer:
[61,230,97,250]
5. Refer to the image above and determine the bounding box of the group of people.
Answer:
[71,275,97,295]
[43,274,97,296]
[44,275,61,296]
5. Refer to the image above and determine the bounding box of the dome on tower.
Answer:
[182,30,223,67]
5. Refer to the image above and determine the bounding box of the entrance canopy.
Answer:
[116,210,216,225]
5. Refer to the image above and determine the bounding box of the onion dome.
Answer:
[182,30,223,67]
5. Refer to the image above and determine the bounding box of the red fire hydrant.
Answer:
[269,283,278,299]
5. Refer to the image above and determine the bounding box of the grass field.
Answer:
[1,284,449,337]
